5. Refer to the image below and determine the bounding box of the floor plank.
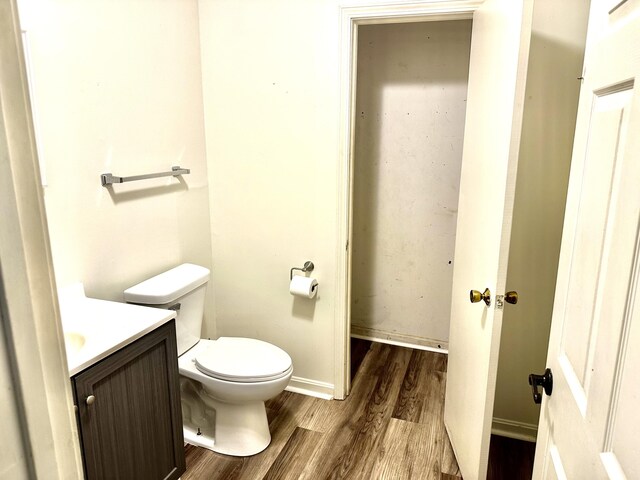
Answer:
[262,427,322,480]
[371,418,442,480]
[441,473,463,480]
[299,342,405,434]
[393,349,446,424]
[487,434,535,480]
[297,367,379,434]
[183,444,243,479]
[298,343,413,479]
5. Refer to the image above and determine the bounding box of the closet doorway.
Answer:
[350,20,472,353]
[336,1,587,477]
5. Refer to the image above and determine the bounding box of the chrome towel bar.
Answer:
[100,166,190,187]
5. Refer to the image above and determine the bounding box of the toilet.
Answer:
[124,263,293,457]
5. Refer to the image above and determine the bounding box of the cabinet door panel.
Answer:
[74,321,184,480]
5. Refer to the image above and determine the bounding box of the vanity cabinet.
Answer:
[71,320,185,480]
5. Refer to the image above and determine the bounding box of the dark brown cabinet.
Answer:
[72,320,185,480]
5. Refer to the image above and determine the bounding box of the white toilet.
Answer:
[124,263,293,457]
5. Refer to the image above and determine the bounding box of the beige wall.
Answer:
[198,0,410,389]
[493,0,589,437]
[18,0,215,336]
[198,0,347,389]
[351,20,471,348]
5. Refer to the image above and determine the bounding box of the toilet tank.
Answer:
[124,264,210,356]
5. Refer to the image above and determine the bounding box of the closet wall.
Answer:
[492,0,590,439]
[351,20,472,348]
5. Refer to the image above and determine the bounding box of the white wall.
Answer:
[18,0,215,336]
[351,20,471,349]
[198,0,349,390]
[492,0,589,439]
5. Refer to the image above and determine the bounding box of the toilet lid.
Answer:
[195,337,293,383]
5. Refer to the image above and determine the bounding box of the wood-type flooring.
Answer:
[487,434,536,480]
[182,339,535,479]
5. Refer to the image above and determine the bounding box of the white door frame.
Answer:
[0,1,83,477]
[334,0,483,399]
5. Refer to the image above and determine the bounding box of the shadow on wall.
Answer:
[291,294,317,321]
[104,176,189,204]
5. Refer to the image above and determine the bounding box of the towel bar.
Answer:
[100,166,190,187]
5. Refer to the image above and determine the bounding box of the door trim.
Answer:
[334,0,482,399]
[0,1,83,477]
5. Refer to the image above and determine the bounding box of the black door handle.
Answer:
[528,368,553,404]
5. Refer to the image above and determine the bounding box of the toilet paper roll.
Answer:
[289,276,319,298]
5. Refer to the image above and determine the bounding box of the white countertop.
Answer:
[59,286,176,376]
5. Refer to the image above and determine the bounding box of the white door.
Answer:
[533,1,640,478]
[443,0,534,478]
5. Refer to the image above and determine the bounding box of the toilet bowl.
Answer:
[179,337,292,455]
[124,264,293,456]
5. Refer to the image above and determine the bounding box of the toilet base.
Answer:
[180,377,272,457]
[183,424,215,450]
[210,400,271,456]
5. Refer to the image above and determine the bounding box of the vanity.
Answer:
[60,289,185,480]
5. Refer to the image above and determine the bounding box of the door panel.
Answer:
[560,87,633,408]
[443,0,533,478]
[561,92,628,390]
[534,1,640,477]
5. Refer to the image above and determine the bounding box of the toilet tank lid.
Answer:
[124,263,210,305]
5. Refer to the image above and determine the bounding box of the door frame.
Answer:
[0,1,83,477]
[334,0,483,399]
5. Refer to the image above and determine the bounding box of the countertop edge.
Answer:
[67,310,176,377]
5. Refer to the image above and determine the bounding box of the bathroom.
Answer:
[1,0,592,478]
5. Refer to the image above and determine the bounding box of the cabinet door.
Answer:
[73,321,185,480]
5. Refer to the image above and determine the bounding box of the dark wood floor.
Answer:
[182,339,535,479]
[487,434,536,480]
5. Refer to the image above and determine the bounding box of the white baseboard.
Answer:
[491,417,537,442]
[285,376,334,400]
[350,325,448,354]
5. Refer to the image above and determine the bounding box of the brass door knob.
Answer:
[470,288,491,306]
[505,291,518,304]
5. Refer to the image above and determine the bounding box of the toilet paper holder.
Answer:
[290,261,315,280]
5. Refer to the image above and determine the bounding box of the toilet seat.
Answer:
[195,337,293,383]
